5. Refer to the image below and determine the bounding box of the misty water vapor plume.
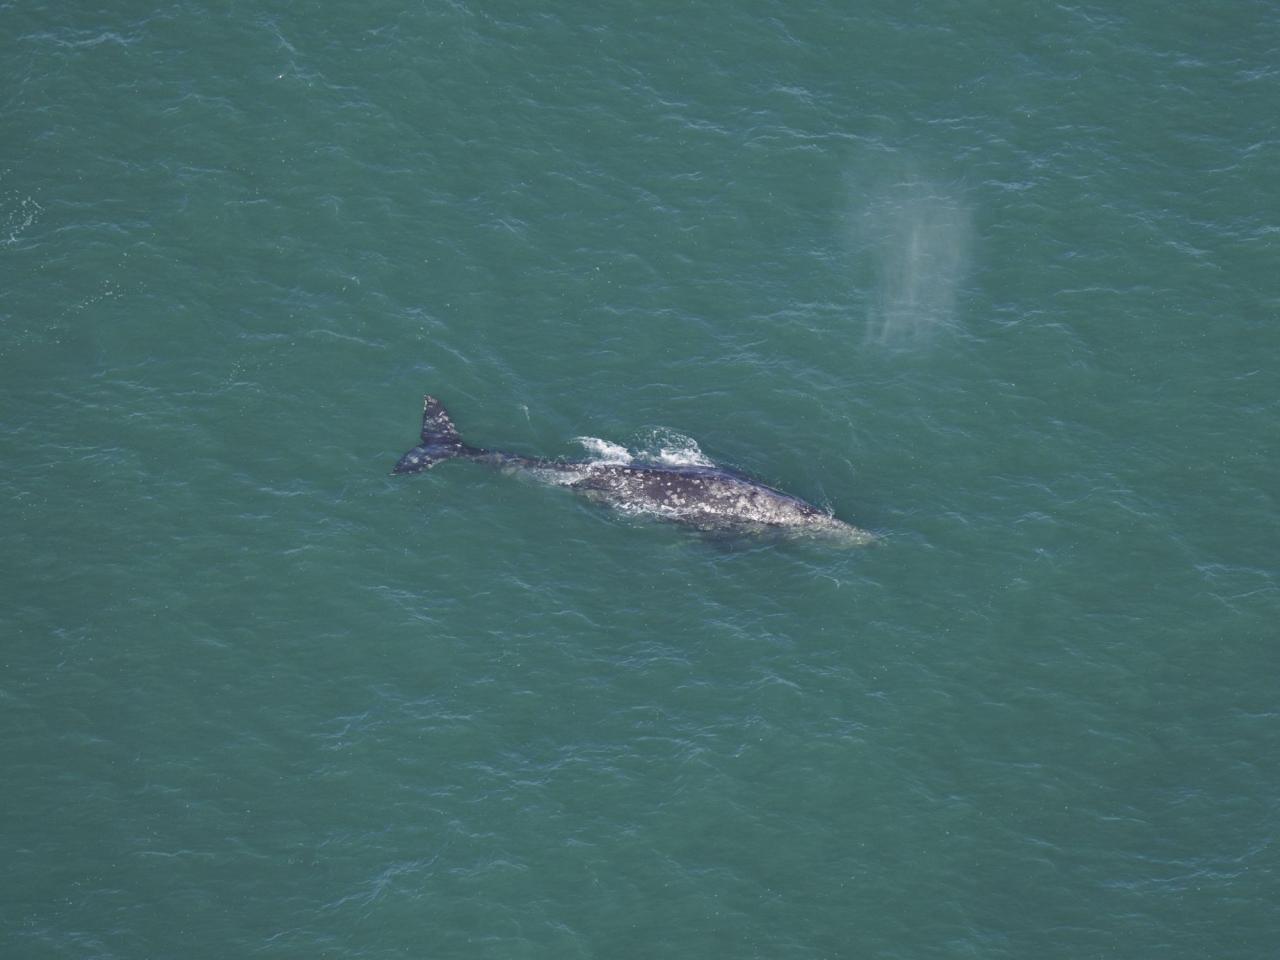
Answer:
[849,173,971,346]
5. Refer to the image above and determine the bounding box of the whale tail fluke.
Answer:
[392,395,473,474]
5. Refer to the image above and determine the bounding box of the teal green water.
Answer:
[4,2,1278,957]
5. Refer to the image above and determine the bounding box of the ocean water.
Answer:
[3,2,1277,957]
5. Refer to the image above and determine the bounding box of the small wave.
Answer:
[572,437,633,464]
[642,429,717,468]
[571,431,716,468]
[2,177,42,246]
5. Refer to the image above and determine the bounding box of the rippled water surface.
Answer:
[3,3,1278,958]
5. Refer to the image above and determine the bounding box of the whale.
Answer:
[393,395,874,545]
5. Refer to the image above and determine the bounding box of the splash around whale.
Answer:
[393,395,875,546]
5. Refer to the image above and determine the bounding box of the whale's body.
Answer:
[393,396,873,545]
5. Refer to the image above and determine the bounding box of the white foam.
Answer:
[572,437,633,464]
[572,430,716,468]
[643,429,717,467]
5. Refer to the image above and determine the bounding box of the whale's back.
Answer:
[567,463,832,531]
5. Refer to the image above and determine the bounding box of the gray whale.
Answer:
[393,396,874,545]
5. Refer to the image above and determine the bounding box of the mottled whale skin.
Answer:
[393,396,874,545]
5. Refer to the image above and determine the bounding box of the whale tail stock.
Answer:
[392,395,476,475]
